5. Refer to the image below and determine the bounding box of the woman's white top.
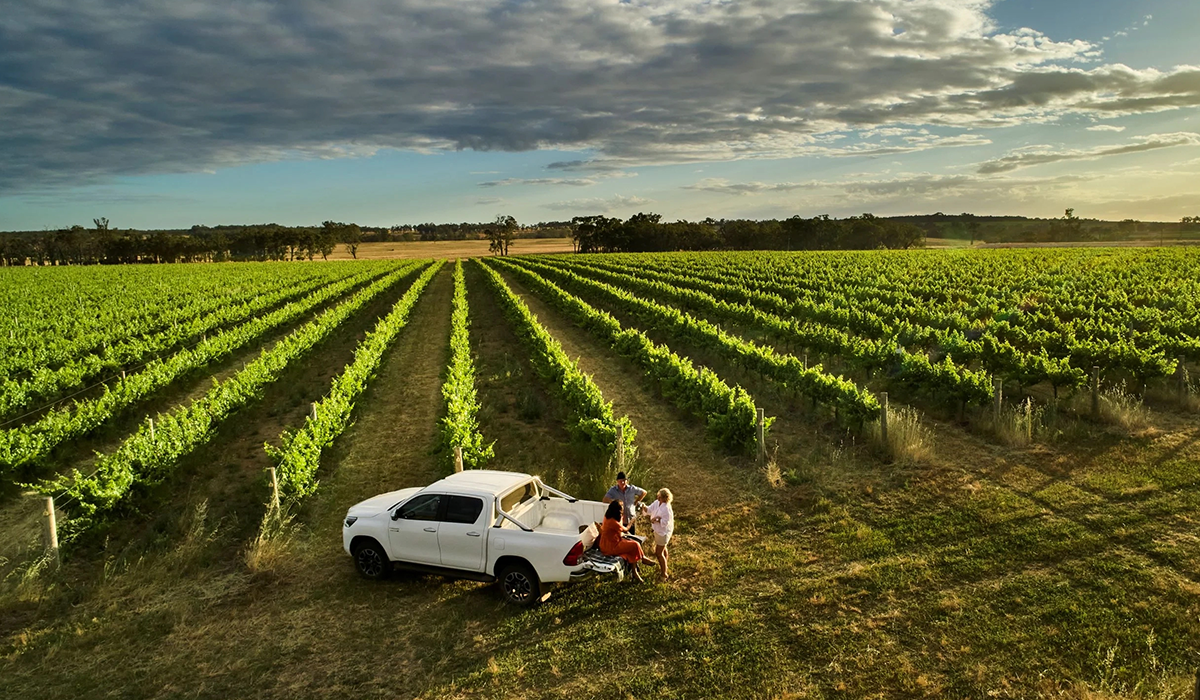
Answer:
[645,500,674,538]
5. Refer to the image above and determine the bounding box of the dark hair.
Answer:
[604,500,623,521]
[616,471,627,481]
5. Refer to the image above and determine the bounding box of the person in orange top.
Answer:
[598,500,645,583]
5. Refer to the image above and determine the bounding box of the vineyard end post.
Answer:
[879,392,889,447]
[43,496,59,564]
[1091,366,1100,418]
[454,446,464,473]
[148,417,155,441]
[616,425,625,472]
[756,408,766,466]
[311,402,318,422]
[267,467,280,512]
[1178,356,1188,403]
[993,378,1003,428]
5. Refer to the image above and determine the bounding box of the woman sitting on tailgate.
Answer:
[598,499,645,583]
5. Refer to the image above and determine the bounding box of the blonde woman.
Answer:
[644,488,674,581]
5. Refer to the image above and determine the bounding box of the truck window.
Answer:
[499,482,538,512]
[395,494,443,521]
[443,496,484,525]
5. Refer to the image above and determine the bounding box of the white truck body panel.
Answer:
[342,470,613,585]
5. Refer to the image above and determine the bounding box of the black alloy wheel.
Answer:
[354,540,391,580]
[499,563,541,606]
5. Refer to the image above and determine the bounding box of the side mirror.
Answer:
[391,509,403,521]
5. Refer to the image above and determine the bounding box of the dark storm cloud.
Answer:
[3,0,1199,192]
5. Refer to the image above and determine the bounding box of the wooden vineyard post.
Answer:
[1178,357,1188,403]
[1091,366,1100,418]
[267,467,280,513]
[802,354,808,370]
[615,425,625,473]
[756,408,766,466]
[43,496,59,564]
[879,392,889,446]
[993,378,1003,428]
[454,447,464,473]
[148,417,155,441]
[311,403,318,422]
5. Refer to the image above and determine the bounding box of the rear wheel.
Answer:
[353,539,391,580]
[498,562,542,606]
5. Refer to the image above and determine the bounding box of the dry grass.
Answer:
[1070,381,1152,431]
[994,397,1046,446]
[869,402,934,463]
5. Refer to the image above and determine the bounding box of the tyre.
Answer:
[498,561,542,607]
[352,539,391,580]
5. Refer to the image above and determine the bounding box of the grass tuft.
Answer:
[869,403,933,463]
[994,396,1046,446]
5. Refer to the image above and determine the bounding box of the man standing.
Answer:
[602,471,646,535]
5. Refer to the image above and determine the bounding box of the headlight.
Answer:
[344,516,358,528]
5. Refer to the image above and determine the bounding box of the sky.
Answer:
[1,0,1198,230]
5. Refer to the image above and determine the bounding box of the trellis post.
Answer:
[615,424,625,472]
[267,467,280,512]
[1091,366,1100,418]
[1178,357,1188,403]
[756,408,766,466]
[879,392,889,446]
[454,446,464,473]
[43,496,59,564]
[993,378,1003,428]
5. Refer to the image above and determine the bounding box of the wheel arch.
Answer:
[493,555,534,578]
[350,535,386,556]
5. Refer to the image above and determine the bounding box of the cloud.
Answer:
[478,171,635,187]
[543,195,652,213]
[684,178,811,196]
[479,177,598,188]
[977,132,1200,173]
[1086,124,1126,132]
[3,1,1200,192]
[475,197,504,206]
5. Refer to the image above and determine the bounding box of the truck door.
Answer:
[438,495,486,572]
[388,493,443,565]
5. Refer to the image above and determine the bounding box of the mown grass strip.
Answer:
[35,262,426,543]
[435,260,494,473]
[0,264,403,479]
[488,258,762,455]
[267,261,444,502]
[477,259,636,466]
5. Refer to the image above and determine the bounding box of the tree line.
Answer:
[567,213,925,254]
[0,221,363,266]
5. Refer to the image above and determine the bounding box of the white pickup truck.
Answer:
[342,470,635,605]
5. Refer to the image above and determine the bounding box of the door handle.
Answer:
[467,532,481,537]
[424,527,437,533]
[389,528,399,532]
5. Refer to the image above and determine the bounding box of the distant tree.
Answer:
[342,223,362,259]
[487,215,517,255]
[92,217,109,231]
[317,221,340,260]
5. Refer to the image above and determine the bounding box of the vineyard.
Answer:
[2,248,1200,699]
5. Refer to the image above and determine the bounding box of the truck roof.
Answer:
[427,469,534,496]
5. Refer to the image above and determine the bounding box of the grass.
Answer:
[2,263,1200,699]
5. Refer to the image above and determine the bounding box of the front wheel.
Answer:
[498,562,542,607]
[353,539,392,580]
